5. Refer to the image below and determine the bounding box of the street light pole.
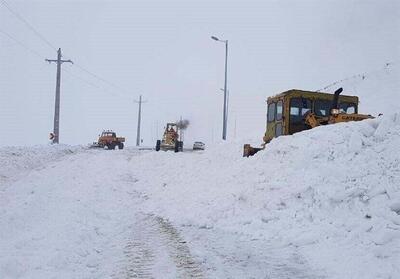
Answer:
[220,88,229,131]
[211,36,229,140]
[223,40,228,140]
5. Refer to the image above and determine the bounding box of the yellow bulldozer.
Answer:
[243,88,374,157]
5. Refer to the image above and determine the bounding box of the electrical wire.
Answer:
[63,66,132,100]
[0,0,132,97]
[0,0,58,52]
[0,27,45,59]
[0,27,130,100]
[73,63,129,93]
[316,62,398,92]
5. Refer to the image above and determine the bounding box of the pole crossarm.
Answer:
[134,99,148,103]
[46,59,73,64]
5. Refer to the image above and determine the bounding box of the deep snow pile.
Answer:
[130,113,400,279]
[0,145,84,185]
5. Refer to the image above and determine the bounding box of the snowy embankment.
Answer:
[0,114,399,278]
[131,113,400,279]
[0,145,84,185]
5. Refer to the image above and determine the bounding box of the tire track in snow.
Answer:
[181,226,326,279]
[154,216,204,278]
[114,214,204,279]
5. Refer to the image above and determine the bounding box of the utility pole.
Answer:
[134,95,147,146]
[46,48,73,144]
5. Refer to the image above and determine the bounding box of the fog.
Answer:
[0,0,398,146]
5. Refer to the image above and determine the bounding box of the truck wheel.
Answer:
[108,143,116,150]
[174,141,180,153]
[179,141,183,151]
[156,140,161,151]
[118,143,124,150]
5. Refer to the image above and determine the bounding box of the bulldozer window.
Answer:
[276,101,283,121]
[315,100,331,116]
[267,102,276,122]
[289,97,312,134]
[339,103,357,114]
[275,123,283,137]
[290,98,311,121]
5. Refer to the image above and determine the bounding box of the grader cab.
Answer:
[243,88,373,157]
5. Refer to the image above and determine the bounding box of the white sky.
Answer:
[0,0,399,146]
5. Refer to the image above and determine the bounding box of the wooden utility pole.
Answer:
[46,48,73,144]
[134,95,147,146]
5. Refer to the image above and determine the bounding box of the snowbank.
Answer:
[0,114,399,278]
[0,145,85,186]
[131,113,400,278]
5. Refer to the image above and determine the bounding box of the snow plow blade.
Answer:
[90,142,102,148]
[243,144,264,157]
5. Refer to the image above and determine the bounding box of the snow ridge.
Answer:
[133,113,400,278]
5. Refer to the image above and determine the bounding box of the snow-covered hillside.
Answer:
[321,62,400,116]
[0,113,399,278]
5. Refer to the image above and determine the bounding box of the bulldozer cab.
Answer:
[264,89,359,143]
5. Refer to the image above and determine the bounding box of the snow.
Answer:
[0,112,399,278]
[129,113,400,278]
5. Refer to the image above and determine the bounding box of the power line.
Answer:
[63,67,102,90]
[73,63,129,93]
[316,61,398,92]
[0,28,130,103]
[0,0,131,96]
[63,67,133,100]
[0,0,57,52]
[0,27,45,59]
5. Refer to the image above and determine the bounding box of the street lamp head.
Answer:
[211,36,219,41]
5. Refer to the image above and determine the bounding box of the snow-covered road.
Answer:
[0,149,203,278]
[0,147,322,279]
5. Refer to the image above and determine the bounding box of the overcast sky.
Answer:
[0,0,399,146]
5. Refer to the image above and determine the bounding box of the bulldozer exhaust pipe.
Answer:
[331,87,343,112]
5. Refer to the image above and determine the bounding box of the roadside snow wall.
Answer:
[0,145,84,185]
[134,113,400,279]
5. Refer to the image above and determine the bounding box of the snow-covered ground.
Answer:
[0,113,399,278]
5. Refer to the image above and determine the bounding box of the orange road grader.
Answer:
[243,88,374,157]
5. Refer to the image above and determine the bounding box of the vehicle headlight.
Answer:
[330,108,340,115]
